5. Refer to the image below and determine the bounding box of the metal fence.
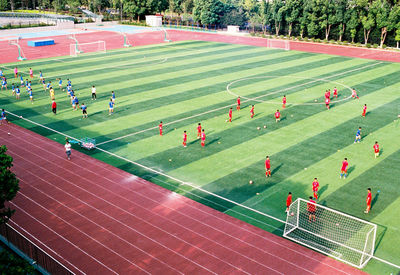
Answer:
[0,223,75,275]
[0,12,75,22]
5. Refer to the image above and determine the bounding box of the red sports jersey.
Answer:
[275,111,280,118]
[250,106,254,114]
[325,98,330,104]
[366,193,372,205]
[201,132,206,141]
[229,109,232,117]
[282,97,286,104]
[333,88,337,94]
[237,98,240,105]
[286,195,292,207]
[307,200,316,212]
[363,106,367,112]
[265,159,270,169]
[197,125,201,133]
[159,124,162,130]
[183,133,187,141]
[341,160,348,171]
[312,181,319,191]
[373,144,379,153]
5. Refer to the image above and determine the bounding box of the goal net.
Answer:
[284,198,376,269]
[70,41,106,57]
[267,39,290,51]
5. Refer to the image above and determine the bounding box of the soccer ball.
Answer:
[314,99,317,102]
[257,127,261,130]
[7,132,10,136]
[249,180,253,184]
[226,120,228,122]
[169,159,172,162]
[290,212,294,216]
[20,116,23,118]
[256,192,260,195]
[263,125,267,128]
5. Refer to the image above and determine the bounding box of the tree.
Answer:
[259,0,271,34]
[390,4,400,48]
[336,0,351,41]
[270,0,285,35]
[320,0,337,40]
[123,0,147,21]
[0,0,10,11]
[221,7,246,27]
[181,0,194,14]
[0,145,19,224]
[347,7,359,42]
[193,0,225,25]
[67,0,81,13]
[284,0,301,37]
[374,0,391,47]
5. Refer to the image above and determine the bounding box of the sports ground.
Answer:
[1,27,400,274]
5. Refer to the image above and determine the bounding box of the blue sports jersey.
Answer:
[11,84,15,90]
[2,80,6,85]
[29,90,32,96]
[16,88,20,93]
[40,72,43,77]
[1,111,5,118]
[356,129,361,136]
[0,70,3,76]
[20,75,23,81]
[109,101,114,108]
[69,90,74,97]
[112,93,115,99]
[59,79,62,85]
[81,105,87,110]
[74,97,79,104]
[47,83,50,88]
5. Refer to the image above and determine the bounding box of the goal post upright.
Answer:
[9,38,27,61]
[284,198,377,269]
[70,41,106,57]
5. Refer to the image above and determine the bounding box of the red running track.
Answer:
[0,123,366,274]
[1,28,400,63]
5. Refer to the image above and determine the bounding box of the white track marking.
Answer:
[3,125,371,274]
[14,192,154,275]
[7,222,82,275]
[9,203,119,274]
[8,138,278,275]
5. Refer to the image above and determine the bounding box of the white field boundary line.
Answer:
[96,61,382,146]
[8,150,240,275]
[5,222,81,275]
[5,137,290,275]
[13,193,154,275]
[0,128,386,275]
[4,72,400,271]
[9,204,119,274]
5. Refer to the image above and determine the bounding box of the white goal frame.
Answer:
[70,41,106,57]
[283,198,377,269]
[267,39,290,51]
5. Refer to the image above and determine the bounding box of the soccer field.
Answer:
[1,40,400,274]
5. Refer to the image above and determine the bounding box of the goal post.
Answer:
[8,38,27,61]
[267,39,290,51]
[70,41,106,57]
[284,198,377,269]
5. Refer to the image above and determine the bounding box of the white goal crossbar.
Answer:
[70,41,106,57]
[267,39,290,51]
[284,198,377,269]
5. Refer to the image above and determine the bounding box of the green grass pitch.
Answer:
[1,40,399,274]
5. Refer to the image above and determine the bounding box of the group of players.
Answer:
[0,66,118,119]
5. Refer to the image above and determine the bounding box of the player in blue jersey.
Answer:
[108,98,114,115]
[28,89,33,103]
[0,109,8,125]
[354,127,362,143]
[46,81,51,91]
[72,96,79,110]
[19,75,24,86]
[80,103,88,118]
[11,83,15,95]
[0,69,3,77]
[111,91,116,103]
[38,70,43,83]
[67,79,71,87]
[41,78,46,89]
[15,86,20,99]
[58,78,62,90]
[1,77,7,90]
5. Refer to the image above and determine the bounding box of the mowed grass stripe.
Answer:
[165,77,400,186]
[104,61,395,162]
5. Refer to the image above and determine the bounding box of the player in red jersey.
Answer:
[307,196,316,222]
[324,90,329,99]
[352,88,359,99]
[286,192,292,213]
[237,96,241,111]
[325,97,330,109]
[312,178,319,200]
[227,107,233,122]
[197,123,202,139]
[201,129,206,147]
[282,95,287,109]
[159,121,163,136]
[362,104,367,117]
[333,87,338,98]
[265,156,271,177]
[365,188,372,213]
[275,109,280,122]
[340,158,349,179]
[183,130,187,147]
[373,141,380,158]
[250,105,255,118]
